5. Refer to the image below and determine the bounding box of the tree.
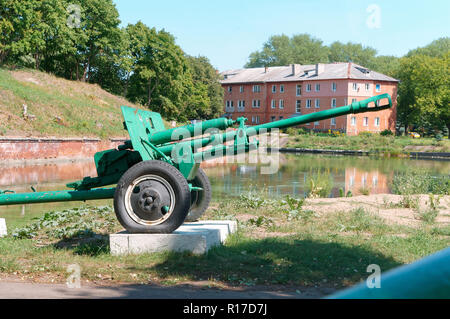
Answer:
[328,41,377,66]
[407,37,450,58]
[396,53,449,137]
[125,22,198,121]
[245,34,328,67]
[186,55,224,119]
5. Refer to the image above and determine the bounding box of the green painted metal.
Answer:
[0,188,116,205]
[0,93,392,205]
[327,247,450,299]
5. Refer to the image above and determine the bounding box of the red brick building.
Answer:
[220,63,398,135]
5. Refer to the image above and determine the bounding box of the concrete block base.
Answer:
[0,218,6,237]
[110,220,237,256]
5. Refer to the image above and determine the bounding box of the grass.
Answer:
[1,193,448,289]
[286,132,450,154]
[0,67,169,139]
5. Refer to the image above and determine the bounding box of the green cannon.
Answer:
[0,94,392,233]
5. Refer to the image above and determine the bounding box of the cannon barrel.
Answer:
[251,93,392,134]
[157,93,393,155]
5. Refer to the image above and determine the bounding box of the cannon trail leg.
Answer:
[113,160,191,233]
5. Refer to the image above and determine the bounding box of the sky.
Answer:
[114,0,450,71]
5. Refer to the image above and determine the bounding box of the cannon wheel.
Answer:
[185,168,212,222]
[114,160,191,233]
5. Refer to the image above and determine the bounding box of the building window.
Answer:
[374,117,380,126]
[376,84,381,92]
[226,100,234,112]
[252,116,260,124]
[365,83,370,91]
[279,99,284,109]
[255,116,260,124]
[332,82,337,92]
[331,98,336,108]
[238,100,245,111]
[315,99,320,108]
[253,85,261,93]
[296,100,301,113]
[351,117,356,126]
[306,84,312,92]
[296,84,302,96]
[331,118,336,125]
[271,99,276,109]
[240,85,244,93]
[272,85,277,93]
[363,117,368,126]
[315,84,320,92]
[314,121,319,126]
[306,99,312,108]
[252,99,260,108]
[352,83,358,91]
[280,85,285,93]
[279,116,284,120]
[228,86,232,92]
[352,98,357,103]
[271,116,276,122]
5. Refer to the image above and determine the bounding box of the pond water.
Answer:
[1,154,449,228]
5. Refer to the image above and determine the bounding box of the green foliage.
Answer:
[415,194,441,224]
[12,206,118,240]
[396,45,450,137]
[392,171,450,195]
[0,1,223,123]
[280,195,314,221]
[380,129,394,136]
[306,170,333,198]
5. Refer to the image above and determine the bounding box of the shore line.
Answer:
[267,147,450,160]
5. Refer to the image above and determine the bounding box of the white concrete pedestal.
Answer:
[110,220,237,256]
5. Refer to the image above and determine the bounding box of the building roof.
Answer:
[220,62,399,84]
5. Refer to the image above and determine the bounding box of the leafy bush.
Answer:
[380,129,394,136]
[306,170,334,198]
[392,171,450,195]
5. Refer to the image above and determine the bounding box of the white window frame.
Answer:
[315,99,320,108]
[296,84,302,96]
[365,83,370,91]
[306,99,312,108]
[271,116,276,122]
[253,85,261,93]
[374,117,380,127]
[296,100,301,113]
[363,117,369,127]
[352,83,358,91]
[272,85,277,93]
[280,85,285,93]
[332,82,337,92]
[351,117,356,126]
[375,84,381,92]
[306,84,311,92]
[240,85,244,93]
[252,99,260,108]
[279,99,284,109]
[314,121,319,126]
[315,84,320,92]
[271,99,276,109]
[331,98,336,108]
[228,86,232,92]
[352,98,357,103]
[331,118,336,126]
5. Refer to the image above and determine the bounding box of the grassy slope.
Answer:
[0,68,149,139]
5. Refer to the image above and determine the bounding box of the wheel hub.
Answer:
[126,176,175,225]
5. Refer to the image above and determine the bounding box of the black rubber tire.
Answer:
[185,168,212,222]
[113,160,191,234]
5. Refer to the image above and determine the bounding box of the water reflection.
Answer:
[0,154,449,224]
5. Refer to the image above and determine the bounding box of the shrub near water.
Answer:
[392,170,450,195]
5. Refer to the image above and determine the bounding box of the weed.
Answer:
[306,170,333,198]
